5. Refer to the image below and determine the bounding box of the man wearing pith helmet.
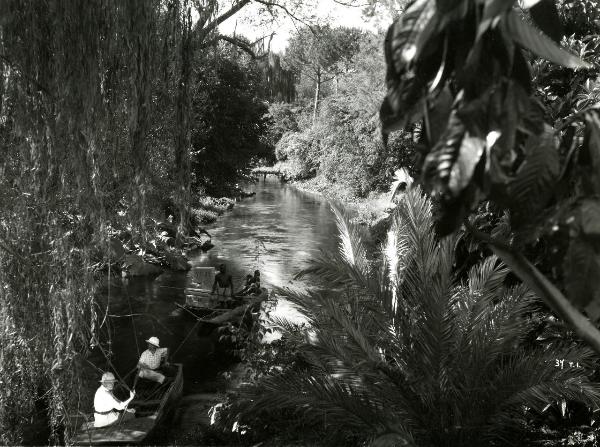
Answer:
[137,336,171,384]
[93,372,136,427]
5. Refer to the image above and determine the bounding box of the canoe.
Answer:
[183,287,268,320]
[71,363,183,446]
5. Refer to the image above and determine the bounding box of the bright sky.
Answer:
[219,0,383,53]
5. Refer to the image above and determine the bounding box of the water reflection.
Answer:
[194,178,340,290]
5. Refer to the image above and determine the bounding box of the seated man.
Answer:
[94,372,135,428]
[137,336,171,384]
[211,263,234,297]
[237,274,254,295]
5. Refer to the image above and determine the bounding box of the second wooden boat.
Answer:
[71,363,183,446]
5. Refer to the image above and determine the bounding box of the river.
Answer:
[89,177,343,443]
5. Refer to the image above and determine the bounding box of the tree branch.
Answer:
[198,0,252,41]
[218,34,270,59]
[192,0,217,31]
[332,0,371,7]
[199,33,270,59]
[253,0,316,31]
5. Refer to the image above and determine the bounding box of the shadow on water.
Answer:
[84,178,343,444]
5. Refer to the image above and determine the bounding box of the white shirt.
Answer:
[93,385,127,428]
[138,347,167,370]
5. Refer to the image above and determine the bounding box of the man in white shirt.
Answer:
[93,372,136,428]
[137,336,170,384]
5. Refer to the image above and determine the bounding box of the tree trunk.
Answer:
[312,69,321,124]
[174,1,193,237]
[128,0,153,231]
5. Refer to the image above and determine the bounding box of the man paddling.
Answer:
[211,263,234,297]
[93,372,136,428]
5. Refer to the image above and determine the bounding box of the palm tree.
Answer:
[226,188,600,446]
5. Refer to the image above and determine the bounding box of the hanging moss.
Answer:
[0,1,186,443]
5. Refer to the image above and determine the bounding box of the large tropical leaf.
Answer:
[422,108,465,193]
[477,0,517,39]
[506,10,591,69]
[447,133,486,195]
[380,0,441,134]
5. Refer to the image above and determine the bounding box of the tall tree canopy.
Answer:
[191,43,272,194]
[284,25,363,122]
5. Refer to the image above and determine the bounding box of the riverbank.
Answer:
[95,195,240,279]
[291,178,389,221]
[289,177,394,243]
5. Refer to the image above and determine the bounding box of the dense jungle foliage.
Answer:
[0,0,303,443]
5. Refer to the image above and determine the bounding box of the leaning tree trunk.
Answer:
[312,68,321,124]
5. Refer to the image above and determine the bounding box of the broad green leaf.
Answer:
[506,10,591,69]
[483,0,516,16]
[381,0,441,134]
[477,0,517,39]
[425,86,453,145]
[423,108,465,191]
[387,0,436,73]
[448,133,485,195]
[413,1,439,62]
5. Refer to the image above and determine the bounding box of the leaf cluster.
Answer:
[380,0,600,317]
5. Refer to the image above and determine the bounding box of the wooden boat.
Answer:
[71,363,183,446]
[183,287,269,320]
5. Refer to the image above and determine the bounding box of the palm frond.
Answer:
[236,371,404,436]
[235,187,600,447]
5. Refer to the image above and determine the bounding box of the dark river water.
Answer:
[87,178,342,437]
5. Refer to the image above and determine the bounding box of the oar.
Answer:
[132,369,140,393]
[175,302,205,320]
